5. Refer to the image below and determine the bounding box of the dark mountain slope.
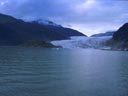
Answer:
[0,13,86,46]
[113,23,128,42]
[105,23,128,50]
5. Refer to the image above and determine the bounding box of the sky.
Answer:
[0,0,128,36]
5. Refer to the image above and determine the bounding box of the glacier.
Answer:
[51,36,112,49]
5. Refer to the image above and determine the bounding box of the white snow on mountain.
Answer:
[33,19,61,27]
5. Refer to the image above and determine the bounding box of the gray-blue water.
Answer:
[0,47,128,96]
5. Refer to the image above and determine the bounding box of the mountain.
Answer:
[113,23,128,41]
[91,31,115,37]
[0,13,86,46]
[105,23,128,50]
[31,20,86,38]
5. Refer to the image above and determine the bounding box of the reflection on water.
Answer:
[0,47,128,96]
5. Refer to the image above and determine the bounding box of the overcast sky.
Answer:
[0,0,128,36]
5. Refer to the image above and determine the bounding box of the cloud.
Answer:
[75,0,96,13]
[0,0,8,6]
[0,0,128,36]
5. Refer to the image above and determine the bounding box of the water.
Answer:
[0,47,128,96]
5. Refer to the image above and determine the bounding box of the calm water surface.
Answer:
[0,47,128,96]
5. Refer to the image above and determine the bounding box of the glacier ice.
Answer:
[51,36,112,49]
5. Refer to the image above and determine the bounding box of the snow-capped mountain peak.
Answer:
[32,19,62,27]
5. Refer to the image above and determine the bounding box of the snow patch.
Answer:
[33,19,61,27]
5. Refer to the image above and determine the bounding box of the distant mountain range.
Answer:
[0,13,128,50]
[91,31,115,37]
[0,13,86,46]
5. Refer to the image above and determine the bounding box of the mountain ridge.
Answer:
[91,31,115,37]
[113,23,128,41]
[0,13,86,46]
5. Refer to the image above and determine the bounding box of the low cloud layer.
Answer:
[0,0,128,36]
